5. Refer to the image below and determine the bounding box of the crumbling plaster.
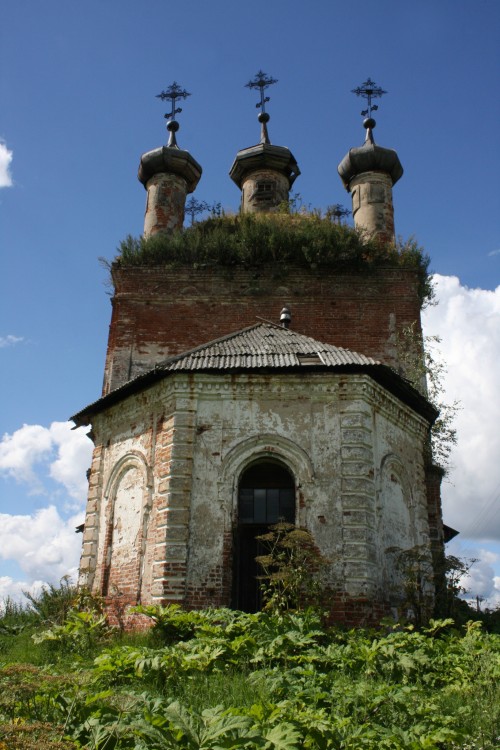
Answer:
[79,370,432,612]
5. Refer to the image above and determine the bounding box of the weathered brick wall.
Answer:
[102,264,423,393]
[80,370,433,624]
[425,464,445,550]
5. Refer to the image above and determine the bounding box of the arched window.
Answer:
[233,460,295,612]
[238,461,295,525]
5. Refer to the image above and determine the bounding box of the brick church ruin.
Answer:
[73,77,446,625]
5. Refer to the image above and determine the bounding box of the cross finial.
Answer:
[156,82,191,147]
[351,77,387,119]
[245,70,278,145]
[245,70,278,114]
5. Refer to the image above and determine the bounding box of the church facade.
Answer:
[73,80,444,626]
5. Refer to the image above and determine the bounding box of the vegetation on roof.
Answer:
[114,211,433,306]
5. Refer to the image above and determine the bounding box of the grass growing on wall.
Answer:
[114,213,433,307]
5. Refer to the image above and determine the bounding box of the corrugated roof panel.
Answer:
[155,323,380,373]
[71,322,438,427]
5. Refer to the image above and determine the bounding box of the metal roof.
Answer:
[71,323,437,426]
[160,323,379,372]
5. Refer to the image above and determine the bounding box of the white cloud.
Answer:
[423,276,500,609]
[49,422,93,501]
[0,506,83,585]
[0,576,49,608]
[0,422,93,499]
[488,249,500,257]
[0,335,23,348]
[0,424,54,488]
[422,276,500,541]
[0,422,91,600]
[463,556,500,604]
[0,141,13,188]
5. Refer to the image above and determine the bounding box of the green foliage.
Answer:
[32,609,113,656]
[431,553,490,630]
[398,322,459,473]
[2,609,500,749]
[0,720,77,750]
[129,604,210,645]
[23,577,78,627]
[388,545,435,627]
[114,213,432,306]
[0,582,111,666]
[255,522,329,614]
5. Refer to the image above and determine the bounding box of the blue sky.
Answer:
[1,0,499,606]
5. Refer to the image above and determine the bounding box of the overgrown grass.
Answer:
[114,213,433,306]
[1,602,499,749]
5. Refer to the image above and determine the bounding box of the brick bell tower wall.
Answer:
[102,264,423,395]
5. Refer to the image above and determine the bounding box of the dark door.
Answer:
[233,462,295,612]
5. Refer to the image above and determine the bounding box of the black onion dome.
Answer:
[138,146,202,192]
[338,121,403,189]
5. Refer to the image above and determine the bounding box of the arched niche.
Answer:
[377,454,415,600]
[102,452,152,601]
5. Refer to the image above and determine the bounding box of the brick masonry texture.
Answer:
[102,264,422,393]
[78,256,443,628]
[79,371,436,624]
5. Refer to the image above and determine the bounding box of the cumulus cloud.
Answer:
[0,335,23,348]
[0,424,54,488]
[0,422,93,499]
[0,506,83,588]
[422,275,500,542]
[423,276,500,607]
[48,422,93,501]
[0,576,50,608]
[0,141,13,188]
[0,423,91,601]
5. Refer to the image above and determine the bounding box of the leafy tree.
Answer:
[434,553,478,622]
[398,322,459,473]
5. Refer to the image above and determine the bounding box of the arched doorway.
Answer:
[233,460,295,612]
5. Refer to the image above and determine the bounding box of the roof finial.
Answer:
[280,306,291,329]
[245,70,278,145]
[351,77,387,144]
[156,81,191,148]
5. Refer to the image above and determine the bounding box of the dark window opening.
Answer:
[233,461,295,612]
[253,181,276,203]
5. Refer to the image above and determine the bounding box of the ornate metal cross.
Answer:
[245,70,278,114]
[156,81,191,121]
[351,77,387,118]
